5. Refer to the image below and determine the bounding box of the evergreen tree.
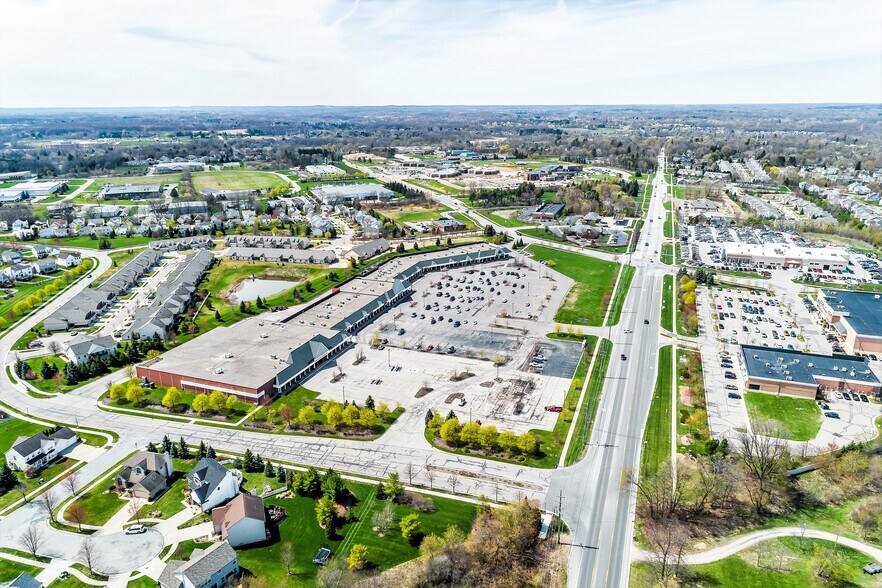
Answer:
[243,449,254,471]
[322,469,346,502]
[425,409,434,426]
[178,437,190,459]
[365,395,375,410]
[161,435,173,454]
[197,441,207,459]
[146,442,158,453]
[264,459,274,477]
[0,463,17,489]
[276,464,286,480]
[239,301,247,313]
[234,457,243,470]
[206,446,216,459]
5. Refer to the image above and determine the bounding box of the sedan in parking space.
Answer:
[724,371,737,379]
[727,392,742,399]
[724,384,738,390]
[860,394,869,402]
[824,411,840,419]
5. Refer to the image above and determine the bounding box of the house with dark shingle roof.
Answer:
[158,541,239,588]
[3,572,43,588]
[187,458,241,513]
[4,427,78,473]
[211,493,267,547]
[115,451,174,500]
[64,334,117,366]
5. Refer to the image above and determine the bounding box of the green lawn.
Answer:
[607,266,635,326]
[0,558,43,583]
[477,209,529,228]
[137,475,188,520]
[527,245,620,326]
[663,217,677,238]
[378,204,451,224]
[744,392,821,441]
[565,338,613,465]
[632,537,880,588]
[409,178,463,196]
[88,170,286,193]
[660,242,674,265]
[641,345,673,477]
[23,236,156,250]
[661,274,674,331]
[235,482,477,586]
[0,454,78,511]
[23,356,74,393]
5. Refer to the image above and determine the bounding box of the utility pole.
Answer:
[557,489,563,545]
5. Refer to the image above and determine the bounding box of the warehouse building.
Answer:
[137,244,510,404]
[816,290,882,355]
[722,243,849,271]
[311,183,394,205]
[741,344,880,399]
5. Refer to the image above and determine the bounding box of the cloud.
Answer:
[0,0,879,107]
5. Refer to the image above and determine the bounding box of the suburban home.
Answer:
[4,427,79,474]
[11,220,29,231]
[31,258,57,275]
[211,493,267,547]
[1,250,23,264]
[3,264,34,282]
[64,334,118,366]
[347,238,390,262]
[3,572,43,588]
[30,244,50,258]
[115,451,174,501]
[158,541,239,588]
[56,251,82,268]
[187,458,242,513]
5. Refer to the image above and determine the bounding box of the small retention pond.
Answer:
[228,278,297,303]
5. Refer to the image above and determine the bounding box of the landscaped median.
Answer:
[640,345,673,478]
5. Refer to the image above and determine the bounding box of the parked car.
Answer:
[727,392,741,399]
[126,524,147,535]
[863,563,882,575]
[620,354,627,361]
[824,411,840,419]
[724,384,738,390]
[724,371,736,379]
[545,405,563,413]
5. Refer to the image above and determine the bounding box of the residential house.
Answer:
[187,458,241,513]
[158,541,239,588]
[211,493,267,547]
[3,264,34,282]
[11,220,29,231]
[30,259,57,275]
[115,451,174,501]
[1,250,23,264]
[4,427,79,473]
[56,251,82,268]
[64,334,118,366]
[30,245,49,259]
[347,238,390,262]
[3,572,43,588]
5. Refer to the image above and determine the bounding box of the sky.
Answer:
[1,0,880,108]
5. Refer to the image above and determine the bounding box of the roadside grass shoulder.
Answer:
[606,265,635,326]
[640,345,673,477]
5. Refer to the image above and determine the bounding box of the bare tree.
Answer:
[68,501,87,531]
[623,460,685,520]
[127,497,145,523]
[735,423,790,516]
[644,518,689,581]
[425,469,435,490]
[47,340,61,355]
[448,473,459,494]
[371,500,394,536]
[36,489,60,520]
[14,482,28,504]
[405,462,415,485]
[79,537,102,576]
[18,525,46,559]
[62,470,79,497]
[280,542,294,576]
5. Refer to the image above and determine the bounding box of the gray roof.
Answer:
[8,572,42,588]
[67,334,117,357]
[187,458,231,503]
[104,184,162,196]
[10,427,76,458]
[742,344,880,387]
[821,290,882,337]
[158,541,237,588]
[350,238,390,258]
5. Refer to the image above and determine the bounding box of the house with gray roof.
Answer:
[158,541,239,588]
[187,458,241,513]
[347,238,391,262]
[4,427,78,473]
[115,451,174,500]
[30,258,57,275]
[64,334,118,366]
[3,572,43,588]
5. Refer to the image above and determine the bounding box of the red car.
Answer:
[545,405,563,413]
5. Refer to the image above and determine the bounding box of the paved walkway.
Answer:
[632,526,882,565]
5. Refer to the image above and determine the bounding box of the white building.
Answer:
[722,242,850,271]
[211,493,267,547]
[4,428,79,473]
[187,458,242,513]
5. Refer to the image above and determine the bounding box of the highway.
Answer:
[547,152,670,587]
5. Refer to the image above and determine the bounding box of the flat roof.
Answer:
[723,242,848,263]
[741,344,879,387]
[145,242,503,391]
[821,289,882,337]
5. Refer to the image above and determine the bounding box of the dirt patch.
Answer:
[679,385,695,407]
[480,381,494,388]
[445,392,464,404]
[449,371,475,382]
[415,387,434,398]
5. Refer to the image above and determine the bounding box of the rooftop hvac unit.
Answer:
[794,359,800,364]
[753,355,759,359]
[808,362,814,368]
[833,366,839,371]
[765,362,771,367]
[786,376,793,380]
[785,370,790,375]
[850,371,856,377]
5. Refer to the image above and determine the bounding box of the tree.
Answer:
[359,407,379,428]
[280,542,294,575]
[316,496,335,532]
[192,393,210,414]
[295,467,321,497]
[348,544,368,570]
[61,470,79,497]
[736,423,790,515]
[325,405,343,429]
[400,513,421,544]
[643,518,689,581]
[497,431,518,452]
[162,435,173,454]
[125,381,146,405]
[517,432,538,455]
[128,496,145,522]
[477,425,499,448]
[372,499,395,536]
[0,463,17,490]
[439,417,461,445]
[810,545,855,586]
[384,472,404,502]
[460,421,481,446]
[36,488,60,520]
[427,412,444,429]
[47,340,61,355]
[78,537,102,577]
[364,395,375,410]
[279,405,294,426]
[178,437,190,459]
[322,469,346,502]
[161,387,182,409]
[68,501,87,531]
[342,404,360,427]
[298,405,316,424]
[264,459,275,477]
[209,390,227,412]
[18,525,45,559]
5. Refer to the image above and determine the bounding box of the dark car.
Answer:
[644,319,649,324]
[824,411,840,419]
[724,371,736,379]
[860,394,869,402]
[727,392,742,399]
[620,354,627,361]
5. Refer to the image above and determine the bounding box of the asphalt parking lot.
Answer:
[707,286,808,351]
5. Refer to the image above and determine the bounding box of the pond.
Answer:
[229,278,298,304]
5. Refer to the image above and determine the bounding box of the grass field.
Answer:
[527,245,620,326]
[89,170,287,193]
[606,266,635,326]
[661,275,674,331]
[409,178,464,195]
[0,558,42,582]
[744,392,822,441]
[631,536,880,588]
[641,345,673,477]
[565,338,612,465]
[660,242,674,265]
[477,209,529,228]
[378,203,451,224]
[663,217,677,238]
[235,482,476,586]
[518,227,628,253]
[22,235,155,250]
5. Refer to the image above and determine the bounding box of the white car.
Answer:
[623,329,632,334]
[125,524,147,535]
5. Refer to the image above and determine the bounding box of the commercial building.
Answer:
[741,344,880,399]
[531,202,566,220]
[137,243,510,404]
[525,164,582,182]
[311,183,394,205]
[104,184,163,200]
[817,290,882,355]
[722,243,849,271]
